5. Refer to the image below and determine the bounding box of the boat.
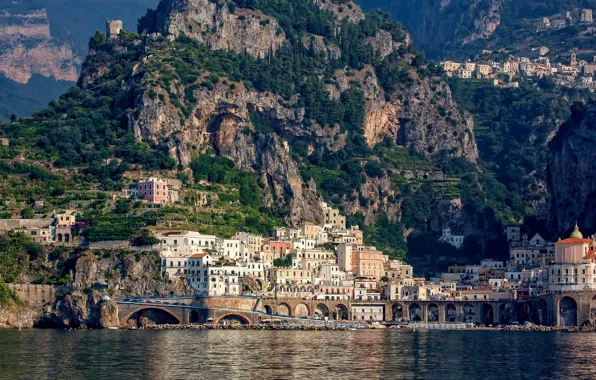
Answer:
[107,327,119,330]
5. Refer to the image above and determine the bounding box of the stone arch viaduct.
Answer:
[116,297,519,326]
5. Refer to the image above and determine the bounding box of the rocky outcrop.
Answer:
[29,249,189,328]
[328,65,400,147]
[328,65,476,160]
[130,77,323,225]
[429,197,474,235]
[397,78,477,161]
[366,29,410,59]
[158,0,285,59]
[73,251,192,297]
[0,304,39,328]
[459,0,503,45]
[302,34,342,60]
[343,174,400,224]
[548,103,596,233]
[313,0,365,23]
[37,291,118,328]
[0,9,79,84]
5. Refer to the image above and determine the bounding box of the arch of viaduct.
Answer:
[117,303,264,326]
[521,291,596,327]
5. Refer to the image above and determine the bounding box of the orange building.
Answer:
[352,249,385,281]
[269,241,292,259]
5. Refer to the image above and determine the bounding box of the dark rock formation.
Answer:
[548,103,596,234]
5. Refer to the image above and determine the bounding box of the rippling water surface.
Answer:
[1,329,596,379]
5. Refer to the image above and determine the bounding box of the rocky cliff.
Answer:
[548,103,596,234]
[0,9,79,84]
[72,251,192,298]
[121,0,477,225]
[5,250,189,329]
[157,0,286,58]
[0,304,40,328]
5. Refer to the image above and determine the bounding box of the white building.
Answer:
[351,305,384,321]
[157,231,216,256]
[215,238,242,259]
[438,228,464,249]
[188,263,265,296]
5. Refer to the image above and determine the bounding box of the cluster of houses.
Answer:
[0,210,80,245]
[440,224,596,302]
[442,52,596,89]
[536,9,592,32]
[156,211,596,314]
[4,169,596,319]
[441,9,596,90]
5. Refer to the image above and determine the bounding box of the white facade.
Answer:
[351,305,384,321]
[291,238,316,250]
[157,231,216,256]
[215,238,242,259]
[438,228,464,249]
[188,263,265,296]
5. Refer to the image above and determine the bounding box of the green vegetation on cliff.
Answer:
[448,78,592,203]
[0,280,21,307]
[0,0,556,273]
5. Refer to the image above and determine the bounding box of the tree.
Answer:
[114,199,131,214]
[21,208,34,219]
[131,230,160,246]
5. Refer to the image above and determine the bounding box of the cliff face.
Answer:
[0,304,40,328]
[36,250,189,328]
[0,9,79,84]
[73,251,192,298]
[158,0,285,58]
[548,103,596,234]
[122,0,477,224]
[128,78,324,225]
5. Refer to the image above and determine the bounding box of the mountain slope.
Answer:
[0,0,537,272]
[0,0,160,120]
[358,0,596,59]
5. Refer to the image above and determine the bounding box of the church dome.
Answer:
[570,222,583,239]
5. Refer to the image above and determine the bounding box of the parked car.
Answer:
[145,300,153,304]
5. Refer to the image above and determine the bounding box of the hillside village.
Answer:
[441,8,596,90]
[4,166,594,322]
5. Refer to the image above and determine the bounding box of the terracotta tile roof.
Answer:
[584,251,596,260]
[190,253,207,258]
[555,238,593,245]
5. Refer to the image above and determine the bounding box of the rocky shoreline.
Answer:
[500,323,596,333]
[142,323,365,331]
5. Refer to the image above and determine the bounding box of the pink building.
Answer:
[137,178,169,204]
[554,223,594,263]
[352,249,385,281]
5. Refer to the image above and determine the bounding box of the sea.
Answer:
[1,329,595,379]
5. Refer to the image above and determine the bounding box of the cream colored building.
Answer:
[321,202,346,229]
[268,267,312,284]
